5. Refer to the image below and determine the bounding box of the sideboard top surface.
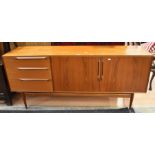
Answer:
[3,45,152,57]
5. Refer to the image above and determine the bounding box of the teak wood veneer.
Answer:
[2,46,153,109]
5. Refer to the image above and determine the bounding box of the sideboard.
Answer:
[2,46,153,109]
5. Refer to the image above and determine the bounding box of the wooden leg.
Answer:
[22,93,28,109]
[129,93,134,109]
[149,72,155,91]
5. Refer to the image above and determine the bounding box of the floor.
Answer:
[0,73,155,112]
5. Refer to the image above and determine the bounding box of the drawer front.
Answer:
[9,79,53,92]
[3,56,53,92]
[4,56,50,68]
[8,68,51,79]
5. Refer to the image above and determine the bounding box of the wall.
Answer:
[1,42,128,53]
[16,42,51,46]
[0,42,3,56]
[52,42,125,45]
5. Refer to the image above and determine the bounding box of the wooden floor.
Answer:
[0,73,155,112]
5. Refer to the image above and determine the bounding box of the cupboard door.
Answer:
[51,57,100,92]
[99,56,152,92]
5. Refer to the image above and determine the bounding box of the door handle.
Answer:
[97,59,101,80]
[101,60,104,80]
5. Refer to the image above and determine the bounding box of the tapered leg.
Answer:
[22,93,28,109]
[129,93,134,109]
[149,72,155,90]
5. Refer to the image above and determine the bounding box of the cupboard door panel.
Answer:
[100,56,152,92]
[51,57,100,92]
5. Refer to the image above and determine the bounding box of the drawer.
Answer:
[8,68,51,79]
[3,56,53,92]
[9,79,53,92]
[3,56,52,79]
[4,56,50,68]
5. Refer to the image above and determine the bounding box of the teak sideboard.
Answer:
[2,46,153,109]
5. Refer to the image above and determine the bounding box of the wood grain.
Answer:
[2,45,153,95]
[2,46,152,57]
[99,56,152,92]
[51,56,100,92]
[3,56,53,92]
[9,79,53,92]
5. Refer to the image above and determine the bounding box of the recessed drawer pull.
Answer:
[17,67,48,70]
[19,78,50,81]
[15,57,47,60]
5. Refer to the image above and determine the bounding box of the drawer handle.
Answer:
[15,57,47,60]
[19,78,50,81]
[17,67,48,70]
